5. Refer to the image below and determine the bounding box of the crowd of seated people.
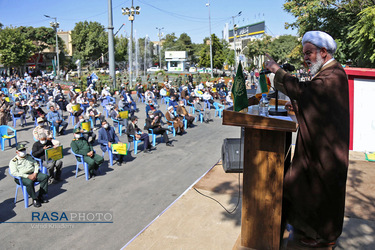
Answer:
[2,72,232,207]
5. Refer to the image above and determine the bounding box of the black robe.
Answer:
[274,60,349,242]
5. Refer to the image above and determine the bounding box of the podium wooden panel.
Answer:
[223,109,297,250]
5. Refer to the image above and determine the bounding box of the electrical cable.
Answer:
[193,138,242,215]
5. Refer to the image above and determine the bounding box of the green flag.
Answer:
[232,61,248,112]
[259,65,268,93]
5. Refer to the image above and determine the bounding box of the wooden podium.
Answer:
[223,109,298,250]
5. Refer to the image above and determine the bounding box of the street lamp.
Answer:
[232,11,242,71]
[122,1,140,88]
[206,0,213,78]
[44,15,60,78]
[156,27,164,69]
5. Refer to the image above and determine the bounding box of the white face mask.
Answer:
[103,124,109,129]
[74,134,81,139]
[134,121,138,125]
[18,151,26,158]
[149,115,154,119]
[40,140,47,144]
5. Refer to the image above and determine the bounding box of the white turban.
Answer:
[302,31,337,54]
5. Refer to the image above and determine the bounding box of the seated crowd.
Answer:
[2,73,231,207]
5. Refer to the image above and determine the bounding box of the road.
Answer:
[0,95,239,250]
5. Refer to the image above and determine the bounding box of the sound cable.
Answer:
[193,141,242,215]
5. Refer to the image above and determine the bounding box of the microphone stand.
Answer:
[268,88,287,116]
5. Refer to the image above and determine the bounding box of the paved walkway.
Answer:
[126,151,375,250]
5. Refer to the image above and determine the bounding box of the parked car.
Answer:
[147,67,161,72]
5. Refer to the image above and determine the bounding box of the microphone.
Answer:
[260,63,295,75]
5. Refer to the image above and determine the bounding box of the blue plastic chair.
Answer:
[101,145,113,167]
[68,113,75,126]
[213,102,225,118]
[9,168,40,208]
[1,88,8,95]
[0,125,17,151]
[195,110,204,123]
[89,116,101,128]
[30,150,48,174]
[182,117,188,130]
[110,117,123,136]
[10,110,23,128]
[46,119,58,138]
[128,134,143,155]
[148,128,163,147]
[188,101,195,114]
[71,149,90,181]
[166,121,176,137]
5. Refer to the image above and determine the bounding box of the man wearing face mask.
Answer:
[32,133,63,184]
[0,92,10,125]
[71,128,104,178]
[47,106,68,136]
[66,98,84,124]
[33,117,60,146]
[98,120,126,166]
[176,100,195,127]
[11,100,26,127]
[127,116,153,153]
[75,115,97,143]
[9,144,49,207]
[145,111,173,147]
[86,100,105,128]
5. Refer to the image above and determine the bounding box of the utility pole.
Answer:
[156,27,164,69]
[232,11,242,71]
[207,0,213,78]
[108,0,116,90]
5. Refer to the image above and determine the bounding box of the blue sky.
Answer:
[0,0,297,43]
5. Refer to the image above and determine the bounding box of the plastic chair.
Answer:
[166,121,176,137]
[101,145,113,167]
[10,110,22,128]
[30,150,48,174]
[128,134,142,155]
[213,102,225,118]
[8,168,40,208]
[1,88,8,95]
[164,97,170,108]
[46,119,57,138]
[71,149,90,181]
[110,117,123,136]
[89,116,101,128]
[148,128,163,147]
[137,94,144,103]
[68,113,75,126]
[0,125,17,151]
[195,110,204,123]
[188,101,195,114]
[182,117,188,130]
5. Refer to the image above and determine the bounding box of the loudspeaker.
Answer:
[222,138,243,173]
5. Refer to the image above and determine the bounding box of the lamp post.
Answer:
[44,15,60,78]
[232,11,242,71]
[122,1,140,88]
[206,0,213,78]
[156,27,164,69]
[108,0,116,90]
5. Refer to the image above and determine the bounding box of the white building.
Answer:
[165,51,187,72]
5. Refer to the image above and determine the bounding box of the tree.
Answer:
[349,6,375,66]
[115,35,128,62]
[71,21,108,64]
[0,27,35,68]
[198,34,225,69]
[19,26,65,69]
[283,0,375,67]
[268,35,299,65]
[246,34,272,68]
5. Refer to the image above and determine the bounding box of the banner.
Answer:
[111,143,127,155]
[74,88,81,93]
[45,145,63,161]
[232,61,248,112]
[5,97,10,102]
[81,122,91,132]
[119,111,129,119]
[72,104,80,112]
